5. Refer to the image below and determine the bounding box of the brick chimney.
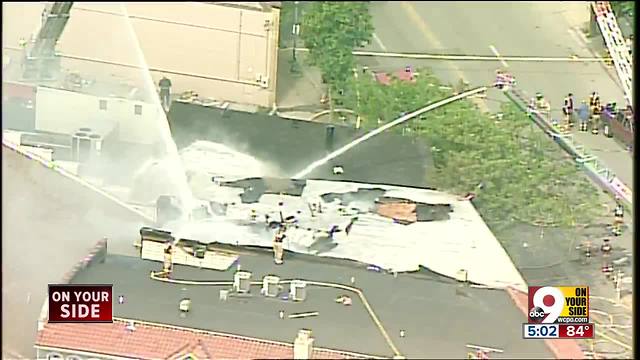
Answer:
[293,329,314,359]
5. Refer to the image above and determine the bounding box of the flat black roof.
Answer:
[168,103,433,189]
[71,247,553,359]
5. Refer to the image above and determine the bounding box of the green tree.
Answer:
[340,69,602,228]
[611,1,634,17]
[301,1,373,94]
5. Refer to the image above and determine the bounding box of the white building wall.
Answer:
[34,86,161,145]
[2,2,280,108]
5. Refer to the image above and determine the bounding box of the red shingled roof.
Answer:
[36,319,373,359]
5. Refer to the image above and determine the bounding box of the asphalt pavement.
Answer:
[363,1,632,190]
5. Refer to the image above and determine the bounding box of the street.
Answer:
[363,1,632,188]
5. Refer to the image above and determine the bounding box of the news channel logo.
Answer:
[528,286,589,324]
[48,284,113,323]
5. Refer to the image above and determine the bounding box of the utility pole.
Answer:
[353,67,361,128]
[291,1,301,73]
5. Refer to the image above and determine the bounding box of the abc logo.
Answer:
[529,306,547,323]
[529,286,565,323]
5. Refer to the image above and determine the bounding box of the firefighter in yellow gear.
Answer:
[601,238,612,257]
[589,92,601,112]
[591,104,602,134]
[162,243,174,277]
[534,93,551,122]
[589,92,601,134]
[273,226,285,264]
[562,93,575,129]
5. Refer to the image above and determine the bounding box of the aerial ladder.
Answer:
[591,1,633,108]
[22,2,74,81]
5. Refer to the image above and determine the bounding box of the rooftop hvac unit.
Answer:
[233,270,252,293]
[290,280,307,302]
[262,275,280,297]
[179,298,191,312]
[87,133,102,162]
[71,131,90,163]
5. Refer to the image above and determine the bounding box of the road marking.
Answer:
[489,45,509,68]
[399,1,490,113]
[372,32,388,52]
[278,47,610,63]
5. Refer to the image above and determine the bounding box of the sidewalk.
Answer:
[560,8,634,192]
[275,48,325,120]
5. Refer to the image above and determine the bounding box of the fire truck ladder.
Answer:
[23,2,74,80]
[591,1,633,107]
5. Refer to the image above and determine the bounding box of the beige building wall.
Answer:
[2,2,280,108]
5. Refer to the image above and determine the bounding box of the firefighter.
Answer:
[612,197,624,236]
[601,238,612,257]
[577,100,589,132]
[562,93,575,129]
[158,75,172,111]
[273,226,285,265]
[494,69,506,90]
[535,93,551,122]
[591,103,602,135]
[162,243,173,276]
[583,240,592,259]
[588,91,598,106]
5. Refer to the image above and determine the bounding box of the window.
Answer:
[46,353,63,360]
[134,104,143,115]
[99,99,107,110]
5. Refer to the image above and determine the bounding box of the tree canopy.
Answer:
[339,70,602,227]
[300,2,374,92]
[611,1,634,18]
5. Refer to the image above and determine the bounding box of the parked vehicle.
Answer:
[602,106,634,151]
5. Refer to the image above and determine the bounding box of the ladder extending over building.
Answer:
[23,2,74,80]
[591,1,633,108]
